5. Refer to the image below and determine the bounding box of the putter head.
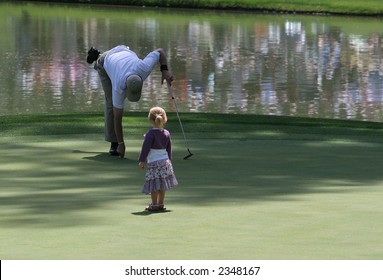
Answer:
[183,150,193,160]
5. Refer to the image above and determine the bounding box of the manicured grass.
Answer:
[1,113,383,259]
[20,0,383,16]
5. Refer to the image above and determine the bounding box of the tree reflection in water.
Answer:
[0,3,382,122]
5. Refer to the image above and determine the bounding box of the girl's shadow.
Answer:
[131,210,172,216]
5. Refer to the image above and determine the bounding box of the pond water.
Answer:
[1,2,383,122]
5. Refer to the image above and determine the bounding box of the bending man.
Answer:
[87,45,173,158]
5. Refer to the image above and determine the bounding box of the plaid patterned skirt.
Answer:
[141,159,178,194]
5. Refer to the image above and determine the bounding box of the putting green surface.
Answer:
[1,113,383,259]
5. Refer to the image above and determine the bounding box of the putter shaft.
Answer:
[167,82,193,159]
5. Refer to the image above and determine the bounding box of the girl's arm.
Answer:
[138,130,154,163]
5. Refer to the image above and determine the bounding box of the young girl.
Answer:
[138,107,178,211]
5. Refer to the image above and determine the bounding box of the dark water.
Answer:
[1,3,383,121]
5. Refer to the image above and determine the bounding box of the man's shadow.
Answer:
[72,150,135,163]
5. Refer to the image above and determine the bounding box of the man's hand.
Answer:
[161,70,174,85]
[113,107,125,158]
[156,48,174,85]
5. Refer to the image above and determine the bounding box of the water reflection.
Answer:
[1,3,383,121]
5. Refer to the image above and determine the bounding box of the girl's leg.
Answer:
[157,190,166,207]
[151,191,159,206]
[145,191,159,211]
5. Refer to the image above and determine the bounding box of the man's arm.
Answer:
[156,48,174,84]
[113,107,125,158]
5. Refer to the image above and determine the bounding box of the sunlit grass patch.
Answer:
[1,113,383,259]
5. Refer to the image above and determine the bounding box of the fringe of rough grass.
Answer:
[13,0,383,16]
[2,112,383,142]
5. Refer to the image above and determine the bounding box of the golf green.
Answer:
[1,113,383,259]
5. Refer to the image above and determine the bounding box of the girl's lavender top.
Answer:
[138,128,172,163]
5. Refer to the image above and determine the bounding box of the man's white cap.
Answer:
[126,74,143,102]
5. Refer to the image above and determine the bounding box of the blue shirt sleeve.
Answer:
[136,50,160,81]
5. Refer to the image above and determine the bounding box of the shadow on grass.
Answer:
[2,113,383,227]
[131,210,173,216]
[0,142,144,227]
[73,150,136,163]
[171,137,383,206]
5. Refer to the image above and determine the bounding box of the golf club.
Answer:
[167,81,193,160]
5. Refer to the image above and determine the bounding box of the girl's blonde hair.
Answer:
[148,106,167,127]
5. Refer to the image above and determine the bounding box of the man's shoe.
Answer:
[109,142,119,156]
